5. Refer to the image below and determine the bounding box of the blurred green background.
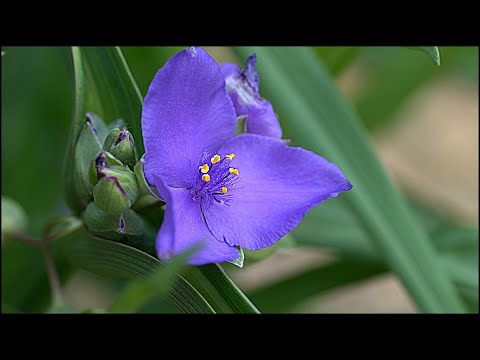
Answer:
[1,46,478,313]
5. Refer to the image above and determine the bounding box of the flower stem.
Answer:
[6,216,82,312]
[41,242,65,309]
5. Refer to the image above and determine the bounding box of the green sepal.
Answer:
[73,119,104,207]
[89,151,123,187]
[82,202,144,242]
[93,171,139,216]
[134,155,164,201]
[85,112,109,144]
[227,246,245,268]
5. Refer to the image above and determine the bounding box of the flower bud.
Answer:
[102,128,138,169]
[92,151,139,215]
[82,202,144,243]
[73,113,109,206]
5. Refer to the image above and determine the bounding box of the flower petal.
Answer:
[220,63,240,79]
[142,47,237,188]
[153,175,239,266]
[222,55,282,139]
[203,134,352,250]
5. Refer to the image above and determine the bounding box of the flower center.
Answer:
[190,152,240,207]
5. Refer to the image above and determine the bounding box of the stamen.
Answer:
[225,153,235,160]
[229,167,239,176]
[211,154,221,164]
[202,174,211,182]
[199,164,209,173]
[221,187,228,194]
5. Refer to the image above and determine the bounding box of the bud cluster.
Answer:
[73,113,149,245]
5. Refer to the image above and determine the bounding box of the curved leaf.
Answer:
[184,264,260,314]
[109,250,191,313]
[407,46,441,66]
[64,235,215,314]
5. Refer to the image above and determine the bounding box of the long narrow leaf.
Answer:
[233,46,465,312]
[250,259,387,313]
[109,251,190,313]
[64,235,215,313]
[195,264,260,314]
[81,47,144,154]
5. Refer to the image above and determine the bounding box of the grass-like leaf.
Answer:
[233,47,465,313]
[109,250,191,313]
[64,235,215,313]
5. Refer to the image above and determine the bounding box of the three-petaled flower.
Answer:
[142,47,352,266]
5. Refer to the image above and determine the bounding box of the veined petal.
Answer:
[153,175,239,266]
[142,47,237,188]
[203,134,352,250]
[221,55,282,139]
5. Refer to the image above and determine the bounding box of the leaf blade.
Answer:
[63,235,215,314]
[233,46,465,313]
[408,46,441,66]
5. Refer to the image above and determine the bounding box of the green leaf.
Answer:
[63,47,86,214]
[250,259,387,313]
[233,46,465,313]
[186,264,260,314]
[81,47,144,154]
[354,47,476,132]
[313,47,359,76]
[109,251,191,313]
[62,235,214,313]
[407,46,441,66]
[251,209,477,312]
[294,199,478,288]
[2,302,22,313]
[82,308,107,314]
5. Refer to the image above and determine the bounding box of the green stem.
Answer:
[41,242,64,309]
[7,216,82,311]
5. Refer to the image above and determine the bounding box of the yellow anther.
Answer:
[199,164,209,173]
[221,187,228,194]
[225,153,235,160]
[211,154,221,164]
[229,167,239,176]
[202,174,211,182]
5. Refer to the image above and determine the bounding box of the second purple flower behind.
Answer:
[142,47,352,266]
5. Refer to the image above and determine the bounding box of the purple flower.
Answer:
[221,54,282,139]
[142,47,352,266]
